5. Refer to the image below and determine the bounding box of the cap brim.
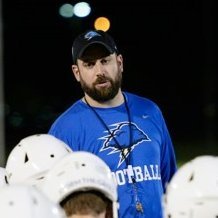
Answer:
[77,41,114,60]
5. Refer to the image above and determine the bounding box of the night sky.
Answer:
[2,0,217,156]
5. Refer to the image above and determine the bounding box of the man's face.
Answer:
[72,45,123,102]
[79,57,122,102]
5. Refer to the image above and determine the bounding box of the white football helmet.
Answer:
[163,155,218,218]
[0,184,67,218]
[0,167,6,187]
[40,151,119,218]
[5,134,72,186]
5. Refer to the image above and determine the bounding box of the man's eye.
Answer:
[101,59,109,64]
[84,62,94,67]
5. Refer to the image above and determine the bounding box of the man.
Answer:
[0,184,67,218]
[39,151,119,218]
[162,155,218,218]
[48,29,177,218]
[61,191,113,218]
[5,134,72,186]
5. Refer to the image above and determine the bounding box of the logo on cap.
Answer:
[84,31,102,41]
[72,29,118,64]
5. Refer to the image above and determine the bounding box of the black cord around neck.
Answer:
[84,93,144,213]
[84,93,132,164]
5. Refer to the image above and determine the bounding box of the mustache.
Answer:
[94,76,110,84]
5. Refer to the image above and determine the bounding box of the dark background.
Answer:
[2,0,217,162]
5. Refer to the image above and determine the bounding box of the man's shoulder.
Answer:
[125,92,159,108]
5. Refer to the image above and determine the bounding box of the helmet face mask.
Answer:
[0,184,67,218]
[5,134,72,185]
[40,151,119,218]
[163,155,218,218]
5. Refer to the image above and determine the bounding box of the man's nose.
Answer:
[94,62,105,75]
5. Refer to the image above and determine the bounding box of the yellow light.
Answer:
[94,17,110,32]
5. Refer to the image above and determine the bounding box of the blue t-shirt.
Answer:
[48,92,177,218]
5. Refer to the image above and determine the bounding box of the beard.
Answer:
[80,71,122,102]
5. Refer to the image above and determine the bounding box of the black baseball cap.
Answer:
[72,29,119,63]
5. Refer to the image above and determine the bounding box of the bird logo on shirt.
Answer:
[99,122,151,167]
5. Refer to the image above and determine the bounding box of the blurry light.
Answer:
[94,17,110,31]
[73,2,91,18]
[59,4,74,18]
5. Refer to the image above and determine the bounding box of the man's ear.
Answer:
[117,54,124,72]
[72,65,80,82]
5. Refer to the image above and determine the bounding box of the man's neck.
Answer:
[83,90,124,108]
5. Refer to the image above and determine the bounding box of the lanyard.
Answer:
[84,93,143,213]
